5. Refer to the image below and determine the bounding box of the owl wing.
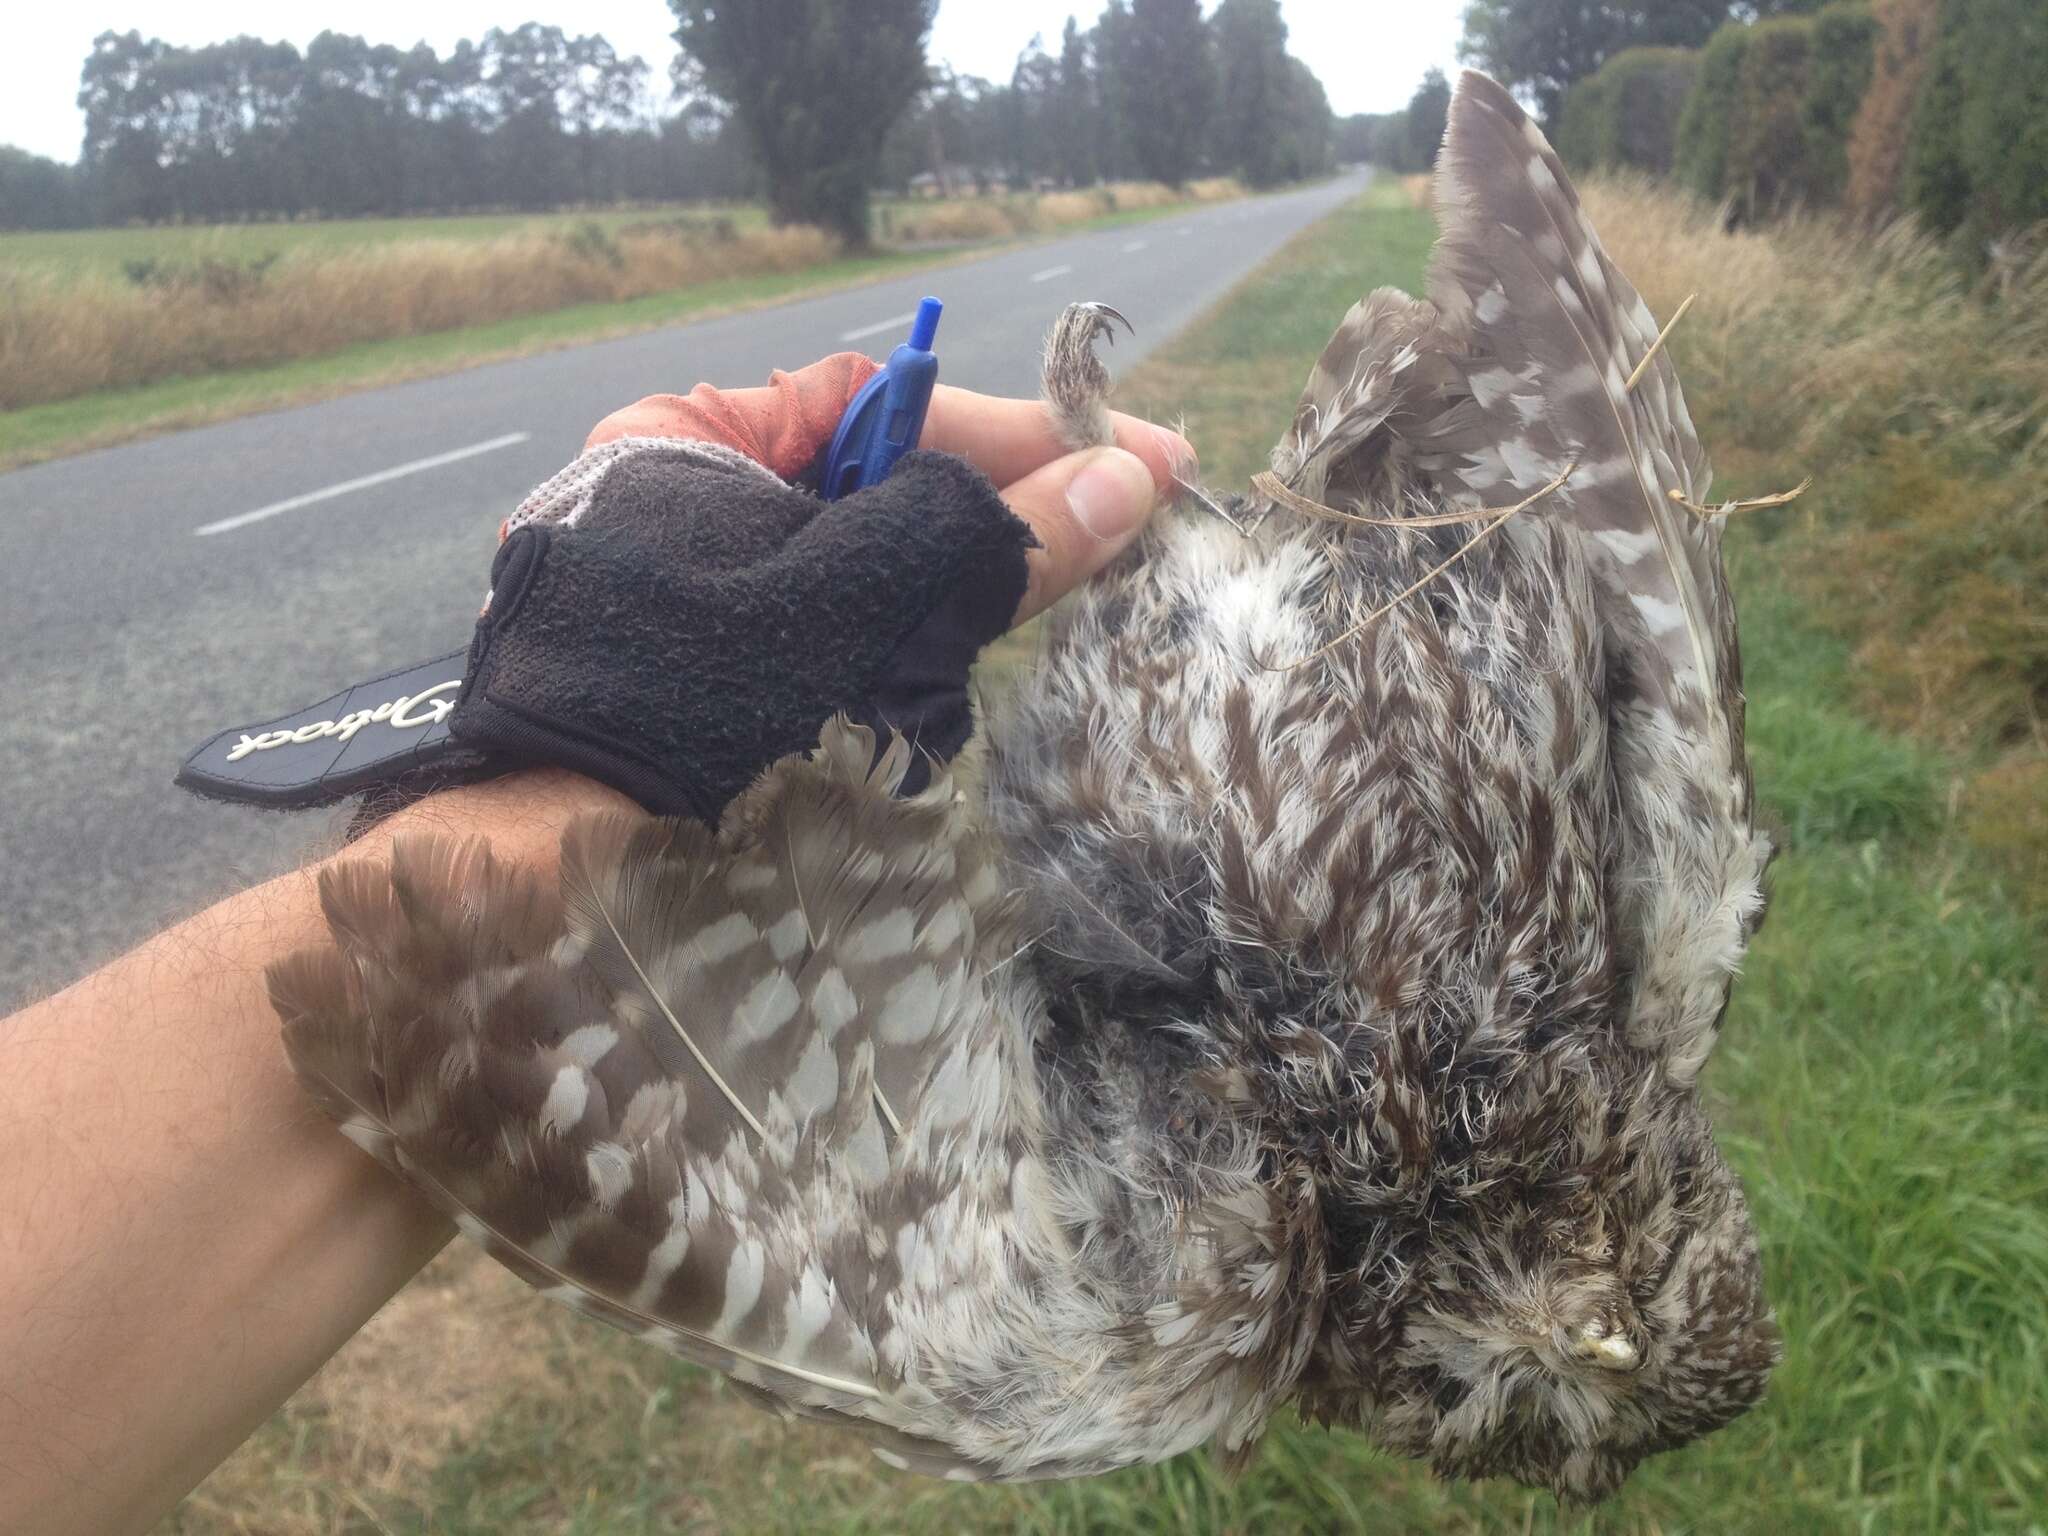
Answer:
[273,723,1016,1464]
[1269,286,1462,513]
[1421,70,1734,755]
[1273,71,1767,1084]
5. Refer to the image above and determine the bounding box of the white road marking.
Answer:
[838,310,918,342]
[1029,263,1075,282]
[1121,239,1148,253]
[1176,225,1195,235]
[194,432,531,536]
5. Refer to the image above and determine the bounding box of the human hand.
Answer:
[583,353,1196,625]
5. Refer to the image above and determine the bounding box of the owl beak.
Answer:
[1571,1320,1641,1371]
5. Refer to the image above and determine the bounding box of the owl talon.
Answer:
[1042,301,1128,453]
[1076,302,1133,344]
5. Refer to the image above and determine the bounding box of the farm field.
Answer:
[0,179,1245,468]
[0,183,1242,283]
[0,203,770,281]
[160,180,2047,1534]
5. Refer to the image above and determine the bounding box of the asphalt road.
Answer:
[0,169,1370,1008]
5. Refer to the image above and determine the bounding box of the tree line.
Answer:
[1554,0,2040,249]
[4,25,747,230]
[1355,0,2044,257]
[1,0,1338,241]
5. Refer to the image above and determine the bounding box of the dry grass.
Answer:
[4,180,1248,415]
[1577,175,2048,906]
[0,222,835,410]
[887,177,1242,245]
[167,1249,558,1535]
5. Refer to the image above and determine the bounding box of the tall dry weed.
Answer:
[1581,175,2048,902]
[0,222,835,410]
[889,178,1244,245]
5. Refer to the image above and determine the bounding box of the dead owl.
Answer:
[274,72,1779,1500]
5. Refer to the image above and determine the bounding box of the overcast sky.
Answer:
[1,0,1466,165]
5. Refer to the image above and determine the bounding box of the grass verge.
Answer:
[0,247,936,470]
[162,178,2046,1534]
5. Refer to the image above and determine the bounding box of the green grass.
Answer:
[163,180,2048,1535]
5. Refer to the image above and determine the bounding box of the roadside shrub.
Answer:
[1675,23,1751,201]
[1728,16,1817,217]
[1557,48,1699,176]
[1907,0,2048,255]
[120,252,280,301]
[556,221,623,270]
[1846,0,1941,220]
[1802,3,1877,204]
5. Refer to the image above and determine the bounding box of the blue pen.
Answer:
[820,296,942,499]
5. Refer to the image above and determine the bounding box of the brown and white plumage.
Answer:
[274,72,1778,1501]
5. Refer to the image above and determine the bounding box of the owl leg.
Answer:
[1041,301,1130,454]
[1039,301,1244,535]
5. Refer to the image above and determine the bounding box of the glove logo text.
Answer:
[223,680,461,763]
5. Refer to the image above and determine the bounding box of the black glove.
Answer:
[176,437,1034,825]
[451,438,1034,821]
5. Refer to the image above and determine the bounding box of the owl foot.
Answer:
[1041,301,1131,454]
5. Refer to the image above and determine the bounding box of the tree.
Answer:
[1334,113,1373,164]
[1801,3,1876,204]
[0,147,89,228]
[1210,0,1292,186]
[1273,58,1335,181]
[669,0,936,245]
[1726,15,1814,217]
[1005,36,1060,185]
[78,30,173,222]
[1556,47,1698,176]
[1675,22,1751,200]
[1050,18,1099,187]
[1108,0,1215,186]
[1405,68,1452,172]
[1845,0,1940,220]
[1906,0,2048,254]
[1459,0,1730,127]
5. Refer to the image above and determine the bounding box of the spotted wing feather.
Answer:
[1423,72,1729,737]
[1269,288,1460,514]
[275,724,1013,1439]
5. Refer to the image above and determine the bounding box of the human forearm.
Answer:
[0,769,623,1536]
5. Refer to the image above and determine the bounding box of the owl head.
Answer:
[1302,1047,1780,1502]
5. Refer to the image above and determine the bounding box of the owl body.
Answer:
[277,72,1779,1502]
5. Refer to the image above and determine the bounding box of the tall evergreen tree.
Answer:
[1209,0,1292,186]
[669,0,936,245]
[1114,0,1215,186]
[1006,36,1061,185]
[1405,67,1452,171]
[1051,18,1099,187]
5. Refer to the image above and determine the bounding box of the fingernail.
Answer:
[1066,447,1156,542]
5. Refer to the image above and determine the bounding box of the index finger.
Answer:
[919,384,1193,494]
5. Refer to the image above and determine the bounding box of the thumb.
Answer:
[999,446,1159,627]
